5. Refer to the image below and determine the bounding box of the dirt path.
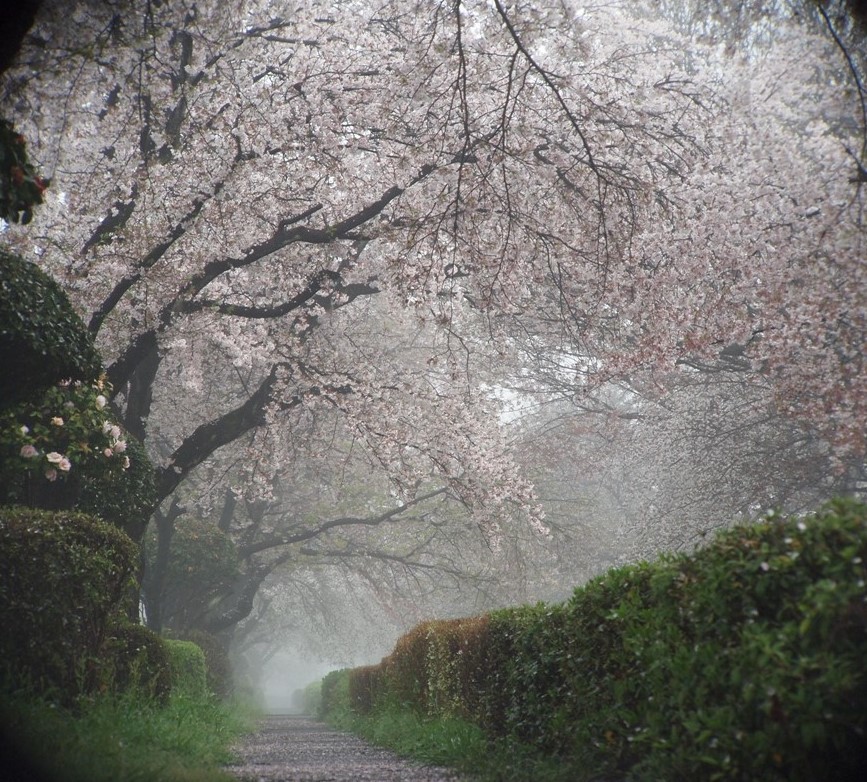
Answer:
[225,714,467,782]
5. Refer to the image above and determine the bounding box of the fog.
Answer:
[256,651,335,714]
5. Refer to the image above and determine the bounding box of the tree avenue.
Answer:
[2,0,864,658]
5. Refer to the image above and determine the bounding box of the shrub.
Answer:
[0,249,101,408]
[327,499,867,782]
[180,629,234,698]
[102,621,172,702]
[0,377,135,514]
[144,516,239,625]
[0,507,138,699]
[164,639,208,697]
[319,668,350,720]
[77,431,157,543]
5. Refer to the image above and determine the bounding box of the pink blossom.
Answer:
[104,447,114,458]
[45,468,57,482]
[58,457,72,472]
[113,439,127,453]
[20,444,39,458]
[46,452,63,464]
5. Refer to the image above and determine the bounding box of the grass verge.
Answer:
[0,686,256,782]
[325,701,601,782]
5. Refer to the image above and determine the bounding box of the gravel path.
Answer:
[225,715,468,782]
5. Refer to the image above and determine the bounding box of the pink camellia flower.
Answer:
[20,444,38,458]
[46,452,63,464]
[110,425,121,439]
[45,468,58,482]
[113,439,127,453]
[104,447,114,458]
[58,457,72,472]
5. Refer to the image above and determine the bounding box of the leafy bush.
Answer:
[0,377,133,512]
[328,500,867,781]
[179,629,234,699]
[77,431,157,543]
[293,679,322,715]
[164,639,208,697]
[319,668,351,720]
[0,507,138,699]
[0,249,101,407]
[102,621,172,702]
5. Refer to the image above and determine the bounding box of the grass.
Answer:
[325,702,601,782]
[0,686,257,782]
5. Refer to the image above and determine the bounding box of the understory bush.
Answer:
[164,639,208,697]
[0,506,138,699]
[103,621,172,702]
[329,499,867,781]
[178,629,234,698]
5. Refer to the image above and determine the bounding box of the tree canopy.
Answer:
[2,0,863,662]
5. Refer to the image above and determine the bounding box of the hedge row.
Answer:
[334,500,867,781]
[0,507,220,704]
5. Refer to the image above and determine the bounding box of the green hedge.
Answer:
[103,621,172,702]
[178,629,234,699]
[0,249,102,408]
[334,500,867,781]
[164,639,208,697]
[0,507,138,699]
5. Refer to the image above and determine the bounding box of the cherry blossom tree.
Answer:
[1,0,864,668]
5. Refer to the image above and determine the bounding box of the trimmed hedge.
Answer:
[103,621,172,702]
[179,629,234,699]
[0,507,138,699]
[0,249,102,408]
[164,639,208,697]
[333,500,867,781]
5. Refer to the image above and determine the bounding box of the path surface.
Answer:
[226,715,467,782]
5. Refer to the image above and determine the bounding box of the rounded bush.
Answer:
[0,249,102,408]
[0,507,138,699]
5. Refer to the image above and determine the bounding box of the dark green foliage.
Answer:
[0,120,49,225]
[144,516,240,630]
[0,507,138,700]
[77,432,157,542]
[329,500,867,781]
[0,249,102,407]
[319,668,351,720]
[179,629,234,698]
[163,639,208,697]
[102,621,172,702]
